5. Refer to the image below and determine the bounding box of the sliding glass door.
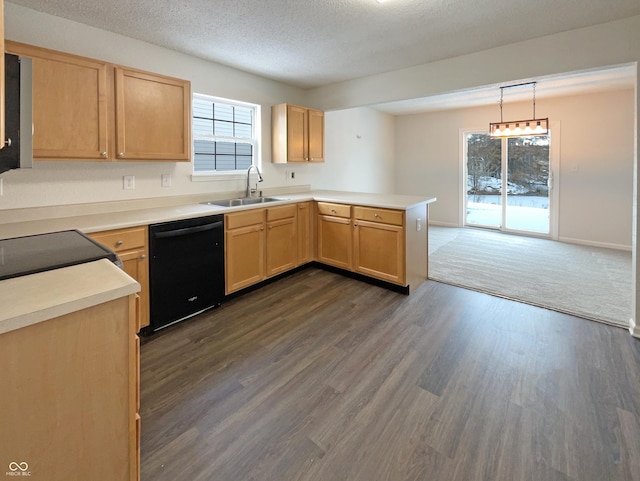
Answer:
[466,134,502,228]
[465,132,551,235]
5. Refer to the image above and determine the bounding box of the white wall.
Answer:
[394,89,635,249]
[1,3,313,210]
[313,107,395,194]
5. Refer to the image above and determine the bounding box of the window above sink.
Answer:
[192,93,262,179]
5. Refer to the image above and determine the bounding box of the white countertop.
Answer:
[0,190,436,239]
[0,259,140,335]
[0,190,435,335]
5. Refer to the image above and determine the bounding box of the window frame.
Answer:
[459,124,560,239]
[191,93,261,181]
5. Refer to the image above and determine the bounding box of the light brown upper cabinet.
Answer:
[0,0,6,151]
[115,67,191,161]
[5,41,191,162]
[271,103,324,163]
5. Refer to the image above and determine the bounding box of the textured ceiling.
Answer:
[7,0,640,89]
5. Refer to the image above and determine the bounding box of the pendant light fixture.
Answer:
[489,82,549,138]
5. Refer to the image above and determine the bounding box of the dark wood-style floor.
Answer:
[140,268,640,481]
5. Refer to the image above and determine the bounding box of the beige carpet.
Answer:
[428,226,632,328]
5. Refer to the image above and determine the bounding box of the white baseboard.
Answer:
[558,236,632,252]
[629,318,640,338]
[429,220,460,228]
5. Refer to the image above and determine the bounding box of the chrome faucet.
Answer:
[246,164,264,197]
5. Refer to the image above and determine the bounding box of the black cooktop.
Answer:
[0,230,119,281]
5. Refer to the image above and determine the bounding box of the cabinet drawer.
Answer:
[353,206,404,226]
[89,226,146,252]
[226,209,265,230]
[267,204,297,221]
[317,202,351,218]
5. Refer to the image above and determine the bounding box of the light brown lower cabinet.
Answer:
[353,206,405,285]
[317,202,409,286]
[88,226,150,328]
[227,199,425,294]
[225,209,266,294]
[0,294,140,481]
[317,203,352,270]
[225,205,303,294]
[297,202,313,265]
[1,0,6,152]
[266,204,298,277]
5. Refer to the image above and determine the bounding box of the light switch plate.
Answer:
[123,175,135,190]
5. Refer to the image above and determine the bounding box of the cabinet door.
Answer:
[297,202,313,265]
[353,220,405,285]
[0,297,134,481]
[119,249,150,329]
[307,109,324,162]
[266,216,297,277]
[29,49,109,159]
[286,104,307,163]
[88,226,150,329]
[115,67,191,161]
[0,0,5,151]
[225,223,265,294]
[317,215,352,270]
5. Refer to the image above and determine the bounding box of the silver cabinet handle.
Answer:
[101,151,107,157]
[140,254,146,260]
[115,240,124,246]
[4,138,11,147]
[117,152,125,158]
[374,213,379,218]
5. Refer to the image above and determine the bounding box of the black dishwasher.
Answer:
[148,215,225,332]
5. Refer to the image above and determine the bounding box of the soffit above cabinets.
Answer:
[371,64,637,115]
[6,0,640,89]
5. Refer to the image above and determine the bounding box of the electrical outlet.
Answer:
[416,218,422,231]
[123,175,135,190]
[161,173,172,187]
[0,178,3,196]
[290,171,296,180]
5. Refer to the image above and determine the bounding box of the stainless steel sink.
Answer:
[202,197,282,207]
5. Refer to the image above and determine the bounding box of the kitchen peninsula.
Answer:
[0,259,141,481]
[0,189,436,326]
